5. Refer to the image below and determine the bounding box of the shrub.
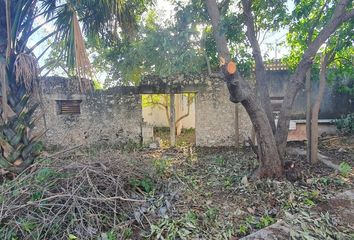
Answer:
[339,162,352,177]
[335,113,354,135]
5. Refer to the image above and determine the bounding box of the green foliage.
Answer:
[93,23,205,86]
[300,190,320,207]
[285,0,335,69]
[154,158,172,176]
[339,162,352,177]
[142,94,169,109]
[148,211,198,239]
[284,0,354,95]
[21,220,38,233]
[256,215,275,228]
[335,113,354,135]
[205,207,219,221]
[35,167,57,183]
[303,198,315,207]
[30,191,43,201]
[214,155,226,166]
[68,233,77,240]
[238,224,249,235]
[242,214,275,232]
[129,177,155,193]
[123,228,133,239]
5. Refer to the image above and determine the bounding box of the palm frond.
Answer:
[14,53,37,92]
[72,11,93,92]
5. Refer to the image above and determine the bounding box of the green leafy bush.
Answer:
[238,224,249,235]
[339,162,352,177]
[335,113,354,135]
[129,177,155,193]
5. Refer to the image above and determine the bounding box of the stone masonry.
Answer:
[37,74,252,148]
[37,70,352,149]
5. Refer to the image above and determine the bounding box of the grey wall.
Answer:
[37,71,353,149]
[267,70,354,119]
[37,77,142,148]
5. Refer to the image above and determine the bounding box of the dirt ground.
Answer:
[0,134,353,239]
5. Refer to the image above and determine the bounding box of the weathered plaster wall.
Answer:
[37,77,142,148]
[194,77,252,147]
[140,74,253,146]
[39,69,352,148]
[38,75,253,148]
[142,94,196,129]
[267,70,354,119]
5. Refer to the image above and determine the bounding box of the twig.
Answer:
[47,144,83,158]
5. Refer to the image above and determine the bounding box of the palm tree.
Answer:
[0,0,146,175]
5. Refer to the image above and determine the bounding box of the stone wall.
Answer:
[195,80,252,147]
[141,74,252,147]
[37,75,253,148]
[39,69,352,148]
[37,77,142,148]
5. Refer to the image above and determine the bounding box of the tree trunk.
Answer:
[305,69,312,162]
[0,1,42,175]
[242,93,283,177]
[241,0,276,134]
[275,0,354,158]
[206,0,283,177]
[169,94,176,146]
[235,103,239,149]
[310,52,330,163]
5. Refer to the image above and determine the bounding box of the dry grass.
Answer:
[0,148,154,240]
[0,138,353,239]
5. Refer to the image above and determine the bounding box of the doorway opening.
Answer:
[141,93,196,148]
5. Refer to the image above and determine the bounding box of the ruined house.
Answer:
[36,64,353,149]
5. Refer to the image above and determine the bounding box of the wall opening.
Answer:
[141,93,196,147]
[56,100,82,115]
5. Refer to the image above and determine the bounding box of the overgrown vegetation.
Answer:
[335,113,354,135]
[0,135,354,239]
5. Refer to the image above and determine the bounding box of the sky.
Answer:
[29,0,295,80]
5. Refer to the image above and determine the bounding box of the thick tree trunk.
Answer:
[305,69,312,162]
[275,0,354,158]
[311,53,330,163]
[206,0,283,177]
[241,0,276,134]
[241,93,283,177]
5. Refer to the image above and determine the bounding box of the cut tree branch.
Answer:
[206,0,283,178]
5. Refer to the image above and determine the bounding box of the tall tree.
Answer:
[241,0,287,134]
[206,0,283,177]
[205,0,354,177]
[286,0,354,163]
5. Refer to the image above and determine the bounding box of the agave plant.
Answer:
[0,0,148,176]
